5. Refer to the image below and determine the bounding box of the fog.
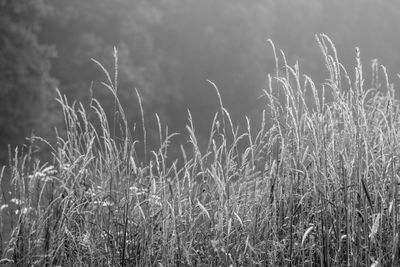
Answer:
[2,0,400,163]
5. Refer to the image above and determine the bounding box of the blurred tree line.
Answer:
[1,0,400,164]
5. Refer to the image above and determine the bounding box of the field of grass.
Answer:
[1,34,400,266]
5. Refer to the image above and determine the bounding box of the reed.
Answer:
[1,34,400,266]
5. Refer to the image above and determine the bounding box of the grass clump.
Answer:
[1,34,400,266]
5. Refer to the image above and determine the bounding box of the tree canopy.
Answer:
[0,0,57,163]
[2,0,400,163]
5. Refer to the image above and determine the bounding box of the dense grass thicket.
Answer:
[2,34,400,266]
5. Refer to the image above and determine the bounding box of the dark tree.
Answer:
[0,0,57,163]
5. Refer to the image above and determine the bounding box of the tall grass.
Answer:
[1,34,400,266]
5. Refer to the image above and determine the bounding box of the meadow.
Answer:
[1,34,400,266]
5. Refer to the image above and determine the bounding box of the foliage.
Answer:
[3,1,400,165]
[1,35,400,266]
[0,0,58,163]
